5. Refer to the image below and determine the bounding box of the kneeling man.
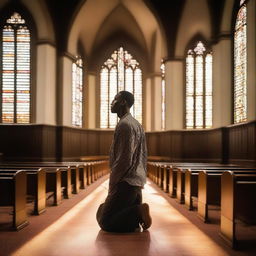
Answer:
[96,91,151,232]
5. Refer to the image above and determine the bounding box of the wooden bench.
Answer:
[0,170,28,230]
[176,166,253,205]
[0,168,47,215]
[182,168,256,222]
[220,172,256,248]
[0,166,64,207]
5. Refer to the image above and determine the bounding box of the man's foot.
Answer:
[138,203,152,230]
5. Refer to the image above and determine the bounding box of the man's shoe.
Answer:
[138,203,152,230]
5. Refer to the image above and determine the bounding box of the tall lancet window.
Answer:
[100,47,142,128]
[234,0,247,123]
[185,41,212,129]
[1,12,31,123]
[161,61,165,130]
[72,57,83,127]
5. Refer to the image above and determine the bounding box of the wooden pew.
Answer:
[0,168,46,215]
[0,166,64,207]
[0,160,109,197]
[0,170,28,230]
[184,168,256,222]
[220,172,256,248]
[44,168,62,206]
[177,166,255,206]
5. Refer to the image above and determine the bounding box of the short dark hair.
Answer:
[119,91,134,108]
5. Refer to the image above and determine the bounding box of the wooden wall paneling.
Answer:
[146,132,158,156]
[207,128,222,162]
[41,125,57,161]
[99,130,113,155]
[80,129,88,156]
[170,131,183,161]
[87,130,99,155]
[158,131,170,156]
[228,121,256,165]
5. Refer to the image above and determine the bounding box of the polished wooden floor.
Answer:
[0,176,255,256]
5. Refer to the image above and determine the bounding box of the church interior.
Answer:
[0,0,256,255]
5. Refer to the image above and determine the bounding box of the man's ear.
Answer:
[120,99,126,106]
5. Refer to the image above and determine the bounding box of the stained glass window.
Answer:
[161,61,165,130]
[234,2,247,123]
[100,47,142,128]
[72,57,83,127]
[1,12,31,123]
[185,41,212,129]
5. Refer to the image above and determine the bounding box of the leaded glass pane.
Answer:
[2,13,31,123]
[185,41,212,129]
[195,96,203,128]
[2,27,15,123]
[234,5,247,123]
[134,68,142,124]
[118,48,125,91]
[195,55,203,128]
[125,67,134,115]
[186,96,194,129]
[100,68,109,128]
[161,62,165,130]
[72,58,83,127]
[186,53,194,128]
[16,27,30,123]
[109,67,118,128]
[100,47,142,128]
[205,54,212,128]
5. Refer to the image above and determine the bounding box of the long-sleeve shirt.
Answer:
[108,113,147,194]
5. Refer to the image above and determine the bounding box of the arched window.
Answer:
[185,41,212,129]
[1,12,31,123]
[100,47,142,128]
[234,0,247,123]
[72,57,83,127]
[161,60,165,130]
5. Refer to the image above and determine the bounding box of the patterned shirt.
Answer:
[109,113,147,194]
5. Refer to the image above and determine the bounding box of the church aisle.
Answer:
[2,177,250,256]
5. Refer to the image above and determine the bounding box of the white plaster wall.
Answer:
[212,39,232,127]
[165,61,184,130]
[87,74,96,129]
[61,56,73,126]
[175,0,211,57]
[247,0,256,120]
[36,44,56,125]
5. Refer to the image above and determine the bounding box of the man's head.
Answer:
[111,90,134,114]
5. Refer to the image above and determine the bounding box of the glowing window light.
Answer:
[160,61,165,130]
[100,47,142,128]
[2,13,31,123]
[234,4,247,124]
[72,57,83,127]
[185,41,212,129]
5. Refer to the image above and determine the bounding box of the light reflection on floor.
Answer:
[12,180,229,256]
